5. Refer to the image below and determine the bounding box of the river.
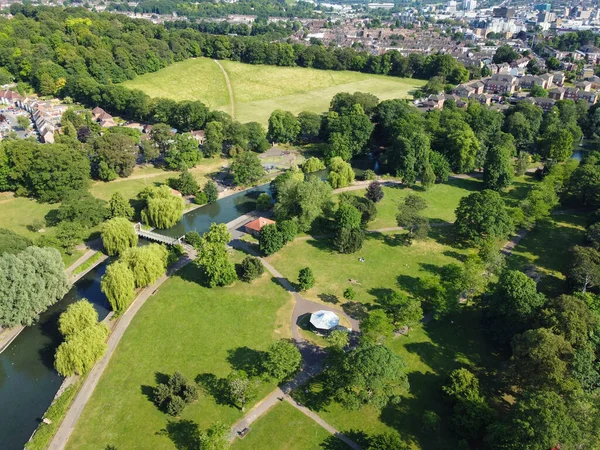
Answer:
[0,262,110,450]
[0,184,273,449]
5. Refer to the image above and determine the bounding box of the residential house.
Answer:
[564,87,580,100]
[471,93,491,105]
[453,85,475,98]
[0,89,22,105]
[532,97,556,112]
[548,87,565,100]
[471,80,485,94]
[576,81,592,92]
[244,217,276,237]
[553,72,566,86]
[540,73,554,88]
[191,130,206,145]
[588,75,600,89]
[484,79,515,94]
[578,90,598,105]
[422,94,446,109]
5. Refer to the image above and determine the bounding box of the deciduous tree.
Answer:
[101,260,136,311]
[101,217,138,256]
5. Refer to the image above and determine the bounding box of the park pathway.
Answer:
[228,238,361,448]
[213,59,235,118]
[48,249,197,450]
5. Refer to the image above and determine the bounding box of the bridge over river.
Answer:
[133,223,194,252]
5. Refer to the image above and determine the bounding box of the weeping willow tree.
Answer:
[122,244,168,288]
[101,217,138,256]
[54,299,109,377]
[140,185,185,229]
[101,260,136,311]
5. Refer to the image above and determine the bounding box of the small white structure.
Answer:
[310,310,339,333]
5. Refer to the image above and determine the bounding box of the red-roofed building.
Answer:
[244,217,276,237]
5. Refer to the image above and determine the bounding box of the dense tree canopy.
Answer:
[0,246,69,327]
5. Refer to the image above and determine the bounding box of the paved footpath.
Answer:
[48,250,196,450]
[228,239,362,448]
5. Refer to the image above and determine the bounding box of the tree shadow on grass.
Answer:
[318,293,340,304]
[427,226,457,247]
[226,346,267,377]
[442,250,467,262]
[396,274,424,295]
[320,429,370,449]
[379,371,452,450]
[305,237,335,253]
[141,372,170,406]
[342,301,368,321]
[157,419,200,450]
[291,374,332,412]
[195,373,231,407]
[446,176,482,192]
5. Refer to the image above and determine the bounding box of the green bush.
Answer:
[240,256,265,282]
[343,287,356,300]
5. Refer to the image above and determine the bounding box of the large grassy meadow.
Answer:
[66,261,294,450]
[121,58,425,124]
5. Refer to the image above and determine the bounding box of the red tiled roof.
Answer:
[245,217,276,232]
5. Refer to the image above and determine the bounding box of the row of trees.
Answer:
[1,6,469,129]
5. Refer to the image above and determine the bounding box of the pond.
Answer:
[0,262,111,450]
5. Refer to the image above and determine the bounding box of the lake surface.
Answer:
[0,262,110,450]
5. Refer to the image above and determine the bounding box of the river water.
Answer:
[0,184,273,449]
[0,263,111,450]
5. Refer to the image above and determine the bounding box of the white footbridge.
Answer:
[133,223,194,252]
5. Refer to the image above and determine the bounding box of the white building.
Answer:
[463,0,477,11]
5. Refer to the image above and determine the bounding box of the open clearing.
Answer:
[65,262,293,450]
[231,401,347,450]
[121,58,425,124]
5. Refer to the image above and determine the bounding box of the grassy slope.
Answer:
[121,57,425,124]
[66,263,293,450]
[231,401,347,450]
[122,58,229,110]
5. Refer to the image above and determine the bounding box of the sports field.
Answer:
[121,58,425,124]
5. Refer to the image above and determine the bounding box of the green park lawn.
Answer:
[121,57,425,124]
[65,261,294,450]
[293,307,500,450]
[89,159,224,202]
[507,212,587,296]
[231,401,347,450]
[266,229,472,307]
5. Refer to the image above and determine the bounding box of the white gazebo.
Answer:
[309,310,340,333]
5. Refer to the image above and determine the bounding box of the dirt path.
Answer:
[213,59,235,119]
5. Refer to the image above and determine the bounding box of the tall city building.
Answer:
[447,0,457,12]
[463,0,477,11]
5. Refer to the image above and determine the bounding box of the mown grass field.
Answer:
[231,401,347,450]
[121,58,425,124]
[66,262,294,450]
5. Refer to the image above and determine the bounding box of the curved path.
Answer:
[228,238,361,448]
[213,59,235,119]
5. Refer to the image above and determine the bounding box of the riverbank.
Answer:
[0,247,108,356]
